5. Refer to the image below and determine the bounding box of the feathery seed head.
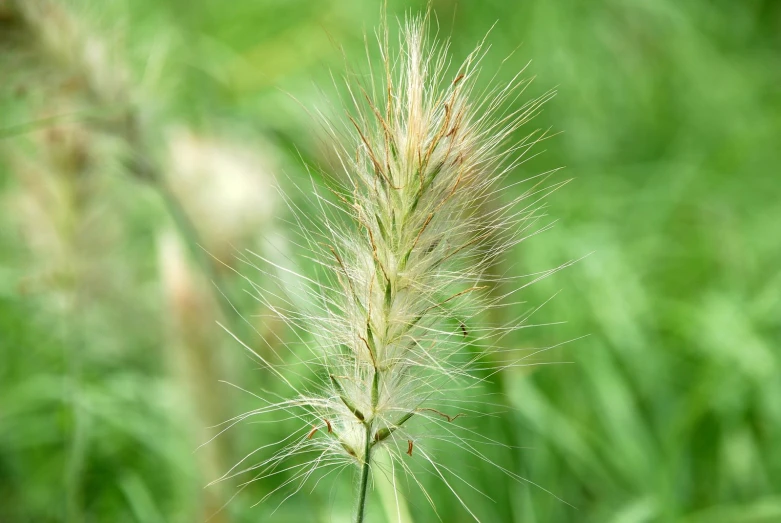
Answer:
[218,13,560,520]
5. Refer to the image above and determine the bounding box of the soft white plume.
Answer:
[214,13,568,521]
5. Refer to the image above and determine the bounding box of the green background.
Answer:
[1,0,780,522]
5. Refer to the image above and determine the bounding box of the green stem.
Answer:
[355,424,372,523]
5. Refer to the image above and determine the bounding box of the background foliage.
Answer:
[1,0,780,522]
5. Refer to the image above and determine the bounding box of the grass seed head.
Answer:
[217,12,560,520]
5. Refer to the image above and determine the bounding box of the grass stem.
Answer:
[355,424,372,523]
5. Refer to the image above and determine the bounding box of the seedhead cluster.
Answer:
[214,13,562,522]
